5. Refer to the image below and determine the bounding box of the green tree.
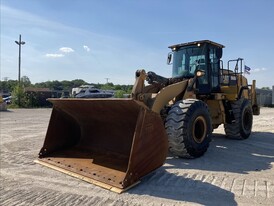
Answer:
[71,79,88,87]
[61,80,73,90]
[11,85,25,107]
[100,83,114,90]
[114,85,122,90]
[21,76,32,87]
[0,80,18,93]
[114,90,126,98]
[24,92,39,107]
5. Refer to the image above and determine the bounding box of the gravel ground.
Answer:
[0,107,274,206]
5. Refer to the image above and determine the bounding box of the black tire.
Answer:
[165,99,212,158]
[224,99,253,139]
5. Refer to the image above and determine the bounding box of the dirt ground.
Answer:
[0,107,273,206]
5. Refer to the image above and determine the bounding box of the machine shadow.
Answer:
[165,131,274,174]
[0,109,14,113]
[128,131,273,205]
[129,167,237,206]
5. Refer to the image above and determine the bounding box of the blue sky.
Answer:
[1,0,274,87]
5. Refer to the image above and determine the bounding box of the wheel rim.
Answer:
[192,116,207,143]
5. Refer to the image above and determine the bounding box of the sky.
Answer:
[1,0,274,87]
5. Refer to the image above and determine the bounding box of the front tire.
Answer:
[165,99,212,158]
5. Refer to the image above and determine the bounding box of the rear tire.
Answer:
[165,99,212,158]
[224,99,253,139]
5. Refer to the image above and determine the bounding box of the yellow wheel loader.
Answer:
[35,40,259,193]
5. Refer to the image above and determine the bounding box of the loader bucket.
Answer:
[35,98,168,193]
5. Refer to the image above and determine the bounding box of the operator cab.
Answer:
[168,40,224,94]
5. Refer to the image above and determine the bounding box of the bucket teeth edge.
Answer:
[34,159,140,193]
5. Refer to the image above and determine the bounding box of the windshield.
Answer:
[172,46,206,78]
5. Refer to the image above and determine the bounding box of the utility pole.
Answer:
[15,34,25,106]
[15,34,25,84]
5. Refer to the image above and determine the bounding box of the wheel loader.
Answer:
[35,40,260,193]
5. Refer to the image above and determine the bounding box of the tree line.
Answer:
[0,76,133,93]
[0,76,133,108]
[1,76,271,95]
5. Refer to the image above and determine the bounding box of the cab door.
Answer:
[196,46,221,94]
[209,47,221,92]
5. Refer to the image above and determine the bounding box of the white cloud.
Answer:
[45,47,73,58]
[253,68,268,72]
[83,45,90,52]
[59,47,74,53]
[45,53,65,58]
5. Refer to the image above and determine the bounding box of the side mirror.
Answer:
[167,52,173,65]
